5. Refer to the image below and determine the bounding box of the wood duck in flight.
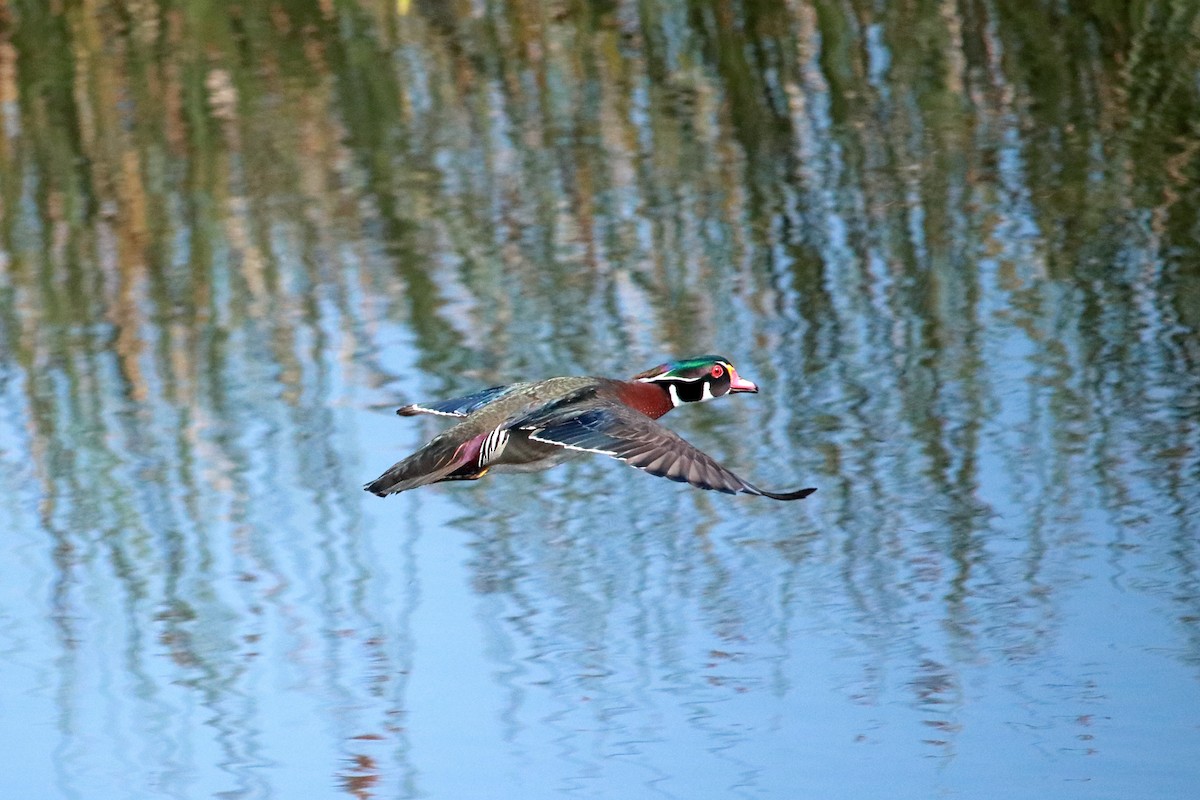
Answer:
[365,355,816,500]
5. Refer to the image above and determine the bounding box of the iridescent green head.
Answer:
[632,355,758,406]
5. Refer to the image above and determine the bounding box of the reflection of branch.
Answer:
[339,753,380,800]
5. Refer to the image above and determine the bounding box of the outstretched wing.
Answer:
[397,384,521,417]
[517,404,816,500]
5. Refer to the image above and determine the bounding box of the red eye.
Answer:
[711,364,724,378]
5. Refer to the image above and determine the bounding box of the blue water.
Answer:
[2,314,1196,798]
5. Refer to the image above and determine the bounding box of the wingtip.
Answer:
[396,405,420,416]
[756,486,817,501]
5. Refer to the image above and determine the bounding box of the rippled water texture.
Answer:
[1,2,1198,798]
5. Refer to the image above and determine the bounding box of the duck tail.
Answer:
[364,433,485,496]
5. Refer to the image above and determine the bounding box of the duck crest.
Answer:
[614,380,674,419]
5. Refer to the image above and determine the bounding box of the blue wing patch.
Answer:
[525,408,627,455]
[397,385,517,417]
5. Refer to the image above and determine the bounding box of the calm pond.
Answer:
[1,1,1198,798]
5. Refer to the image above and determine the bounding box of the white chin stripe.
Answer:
[700,381,714,402]
[668,384,682,407]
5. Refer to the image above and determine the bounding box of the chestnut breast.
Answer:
[610,379,673,419]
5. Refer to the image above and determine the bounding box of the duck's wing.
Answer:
[396,384,521,417]
[517,404,816,501]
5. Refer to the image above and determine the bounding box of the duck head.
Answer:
[632,355,758,407]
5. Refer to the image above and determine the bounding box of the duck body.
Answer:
[365,356,816,501]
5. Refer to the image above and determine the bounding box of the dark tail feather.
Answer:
[364,465,419,496]
[365,436,476,496]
